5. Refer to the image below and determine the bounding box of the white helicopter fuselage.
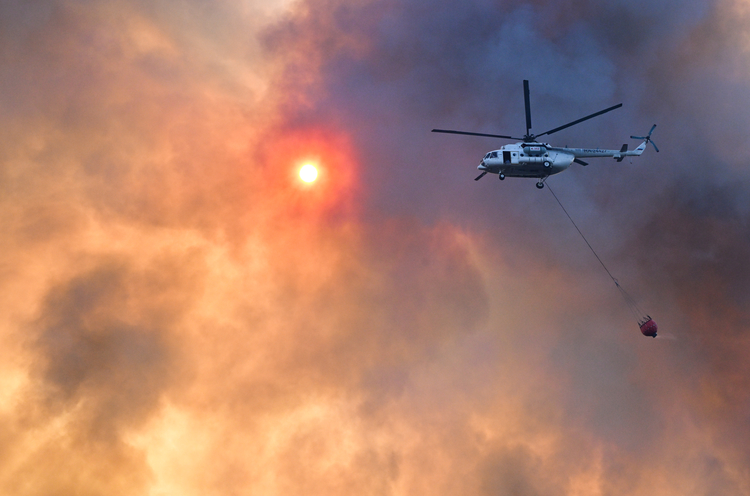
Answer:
[477,140,647,179]
[432,80,659,188]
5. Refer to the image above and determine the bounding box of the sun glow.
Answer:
[299,164,318,182]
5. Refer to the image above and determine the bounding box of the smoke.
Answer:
[1,0,749,494]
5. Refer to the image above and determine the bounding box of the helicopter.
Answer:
[432,80,658,188]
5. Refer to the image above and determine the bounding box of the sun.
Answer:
[299,163,318,183]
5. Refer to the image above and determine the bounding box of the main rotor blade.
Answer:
[535,103,623,138]
[431,129,522,140]
[523,80,532,136]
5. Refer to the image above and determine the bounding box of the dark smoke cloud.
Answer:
[1,0,749,494]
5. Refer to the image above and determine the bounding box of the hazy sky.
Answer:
[2,0,750,494]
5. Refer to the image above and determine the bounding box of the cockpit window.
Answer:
[484,153,491,159]
[490,152,498,158]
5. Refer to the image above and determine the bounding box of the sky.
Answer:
[1,0,750,494]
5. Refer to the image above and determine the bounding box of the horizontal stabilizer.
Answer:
[616,144,628,162]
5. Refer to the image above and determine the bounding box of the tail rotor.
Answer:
[631,124,659,152]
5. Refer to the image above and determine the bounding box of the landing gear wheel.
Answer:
[499,173,505,180]
[543,160,551,169]
[536,181,545,189]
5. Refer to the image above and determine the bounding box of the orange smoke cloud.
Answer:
[2,0,750,495]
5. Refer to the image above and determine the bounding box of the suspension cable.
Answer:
[546,183,645,320]
[546,184,617,283]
